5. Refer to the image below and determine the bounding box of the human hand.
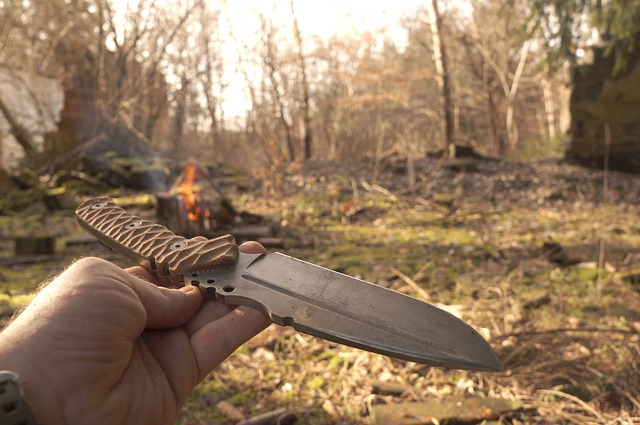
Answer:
[0,241,271,425]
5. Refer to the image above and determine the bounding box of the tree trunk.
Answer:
[426,0,455,159]
[224,3,275,162]
[0,93,36,154]
[505,39,530,149]
[199,2,222,149]
[540,75,557,142]
[261,15,295,162]
[172,74,189,155]
[290,0,313,160]
[203,61,220,148]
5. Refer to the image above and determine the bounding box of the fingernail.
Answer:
[180,285,197,294]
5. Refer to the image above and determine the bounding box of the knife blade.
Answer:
[76,197,502,371]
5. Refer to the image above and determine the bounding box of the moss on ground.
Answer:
[1,165,639,424]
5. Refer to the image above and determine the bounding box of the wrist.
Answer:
[0,370,38,424]
[0,326,64,425]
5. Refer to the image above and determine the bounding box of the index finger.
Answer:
[182,241,269,336]
[190,305,271,378]
[184,241,271,377]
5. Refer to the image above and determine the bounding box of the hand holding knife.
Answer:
[76,197,502,371]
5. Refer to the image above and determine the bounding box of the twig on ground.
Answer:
[389,267,430,301]
[216,400,245,422]
[235,407,295,425]
[539,389,607,423]
[494,327,638,340]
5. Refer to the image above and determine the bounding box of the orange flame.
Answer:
[176,160,210,222]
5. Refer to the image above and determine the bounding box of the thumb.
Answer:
[123,267,204,329]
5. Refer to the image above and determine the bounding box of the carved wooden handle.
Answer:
[75,197,238,286]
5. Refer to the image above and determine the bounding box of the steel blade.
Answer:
[190,252,502,371]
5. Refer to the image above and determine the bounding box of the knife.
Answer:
[75,197,502,371]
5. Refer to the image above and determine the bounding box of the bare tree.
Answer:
[34,0,205,154]
[1,0,568,169]
[259,12,296,162]
[222,2,278,163]
[289,0,313,160]
[426,0,455,158]
[0,92,36,154]
[171,74,189,155]
[195,2,224,148]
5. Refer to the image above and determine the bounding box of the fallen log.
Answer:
[373,396,522,425]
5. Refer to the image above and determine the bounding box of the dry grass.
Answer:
[182,159,640,424]
[2,158,640,424]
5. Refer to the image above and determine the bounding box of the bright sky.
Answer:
[113,0,447,120]
[226,0,426,41]
[221,0,429,119]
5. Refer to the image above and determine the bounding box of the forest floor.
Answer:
[1,156,639,424]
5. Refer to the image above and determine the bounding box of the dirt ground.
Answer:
[1,156,639,424]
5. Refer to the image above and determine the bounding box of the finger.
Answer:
[190,306,271,378]
[126,266,161,285]
[238,240,267,254]
[35,257,203,336]
[144,328,199,406]
[139,284,203,330]
[182,299,236,337]
[118,264,204,329]
[182,241,268,336]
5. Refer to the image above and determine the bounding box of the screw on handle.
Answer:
[75,197,238,286]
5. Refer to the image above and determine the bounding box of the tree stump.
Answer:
[14,235,55,256]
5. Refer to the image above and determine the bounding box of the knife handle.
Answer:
[75,197,238,286]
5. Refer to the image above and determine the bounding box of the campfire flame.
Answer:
[175,160,211,223]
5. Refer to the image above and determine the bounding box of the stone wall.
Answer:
[566,40,640,173]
